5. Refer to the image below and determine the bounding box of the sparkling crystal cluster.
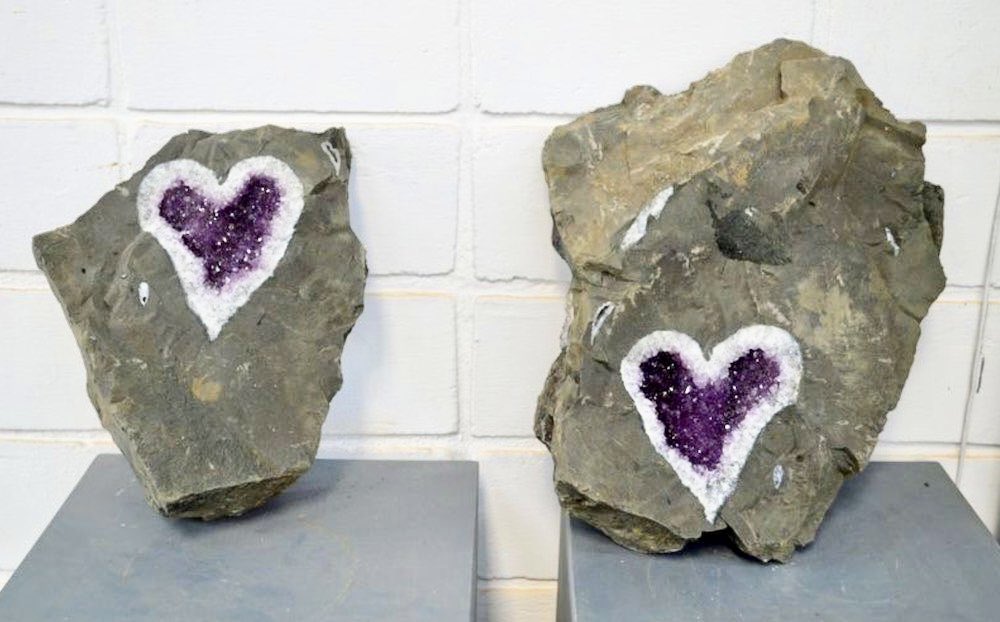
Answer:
[638,348,780,470]
[158,175,282,289]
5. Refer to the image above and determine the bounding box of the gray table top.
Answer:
[560,462,1000,622]
[0,455,478,622]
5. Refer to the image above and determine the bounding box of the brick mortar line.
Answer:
[0,432,995,455]
[0,282,986,305]
[478,573,557,582]
[0,107,998,130]
[0,272,988,299]
[0,430,548,449]
[477,577,557,589]
[0,272,570,294]
[0,107,464,124]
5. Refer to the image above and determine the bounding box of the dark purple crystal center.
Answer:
[158,174,283,289]
[638,348,781,470]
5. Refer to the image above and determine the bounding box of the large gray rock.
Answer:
[535,40,945,561]
[34,126,366,519]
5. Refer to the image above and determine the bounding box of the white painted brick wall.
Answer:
[476,450,561,579]
[472,297,565,436]
[969,300,1000,443]
[327,294,459,435]
[0,0,109,105]
[473,0,813,114]
[815,0,1000,120]
[923,134,1000,286]
[473,126,570,281]
[477,580,557,622]
[118,0,460,112]
[0,120,120,269]
[882,296,980,443]
[3,3,1000,619]
[0,291,97,429]
[348,126,461,275]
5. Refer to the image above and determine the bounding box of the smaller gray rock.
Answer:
[34,126,367,518]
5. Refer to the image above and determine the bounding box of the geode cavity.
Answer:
[34,126,366,518]
[638,347,781,470]
[535,40,946,561]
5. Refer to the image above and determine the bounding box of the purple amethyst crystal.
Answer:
[638,348,781,470]
[158,174,282,289]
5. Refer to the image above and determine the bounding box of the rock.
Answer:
[535,40,945,561]
[34,126,366,519]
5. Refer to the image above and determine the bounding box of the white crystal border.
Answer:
[137,156,305,341]
[620,325,802,522]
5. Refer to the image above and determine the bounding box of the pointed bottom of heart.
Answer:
[557,479,811,562]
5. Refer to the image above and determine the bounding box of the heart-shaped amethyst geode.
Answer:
[137,156,304,340]
[536,40,946,561]
[621,326,801,521]
[33,126,366,519]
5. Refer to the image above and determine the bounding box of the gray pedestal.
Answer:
[0,455,478,622]
[558,462,1000,622]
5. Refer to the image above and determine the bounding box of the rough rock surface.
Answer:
[34,126,366,518]
[535,40,945,561]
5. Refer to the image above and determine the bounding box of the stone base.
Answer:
[557,462,1000,621]
[0,456,478,622]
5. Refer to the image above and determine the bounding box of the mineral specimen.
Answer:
[535,40,946,561]
[34,126,366,518]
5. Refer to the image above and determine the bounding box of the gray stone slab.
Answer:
[558,462,1000,622]
[0,456,478,622]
